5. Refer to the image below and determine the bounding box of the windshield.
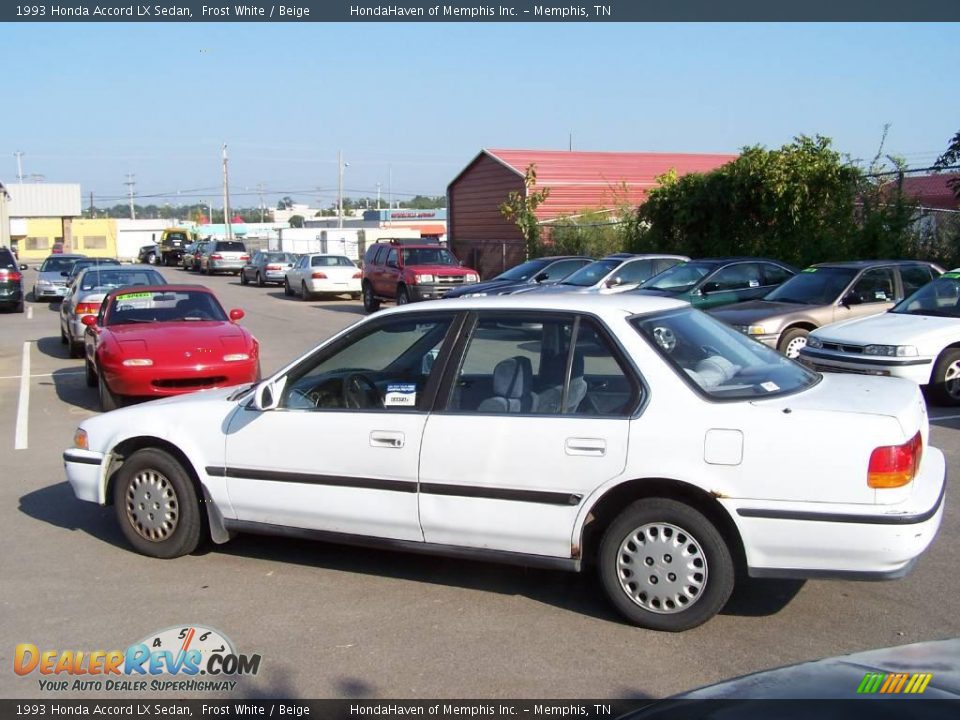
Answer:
[561,259,620,287]
[401,248,457,266]
[891,273,960,318]
[264,253,294,264]
[40,257,82,273]
[106,289,227,325]
[632,307,818,399]
[764,267,858,304]
[494,259,551,282]
[639,261,715,292]
[78,268,165,292]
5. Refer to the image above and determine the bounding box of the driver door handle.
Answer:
[565,437,606,457]
[370,431,405,449]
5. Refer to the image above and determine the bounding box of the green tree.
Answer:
[277,196,294,210]
[289,214,305,228]
[934,130,960,199]
[499,164,551,259]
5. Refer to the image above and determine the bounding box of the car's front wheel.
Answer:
[98,369,122,412]
[930,348,960,406]
[599,498,734,631]
[778,328,810,359]
[112,448,202,558]
[85,357,97,387]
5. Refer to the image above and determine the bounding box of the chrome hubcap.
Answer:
[785,335,808,359]
[125,470,179,542]
[616,522,707,614]
[945,360,960,399]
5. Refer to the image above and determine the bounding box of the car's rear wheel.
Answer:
[599,498,734,631]
[301,282,312,301]
[98,369,122,412]
[396,286,410,305]
[112,448,201,559]
[257,272,265,288]
[60,326,68,345]
[85,357,97,387]
[778,328,810,359]
[240,271,248,285]
[362,283,380,313]
[284,278,293,297]
[930,348,960,406]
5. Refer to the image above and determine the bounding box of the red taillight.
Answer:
[868,432,923,488]
[352,271,362,279]
[0,270,22,282]
[240,255,250,261]
[75,302,101,316]
[211,253,223,260]
[311,272,328,280]
[266,265,281,271]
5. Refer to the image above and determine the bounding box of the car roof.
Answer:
[43,253,85,260]
[383,290,689,316]
[811,259,939,269]
[103,284,212,297]
[602,253,691,261]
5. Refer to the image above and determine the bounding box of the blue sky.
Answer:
[1,22,957,209]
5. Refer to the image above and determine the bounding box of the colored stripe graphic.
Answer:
[857,672,932,694]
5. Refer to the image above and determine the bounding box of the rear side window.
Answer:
[0,250,17,269]
[900,265,937,296]
[762,263,794,286]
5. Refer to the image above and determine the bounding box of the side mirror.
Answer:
[605,276,623,288]
[19,264,27,271]
[229,308,245,321]
[61,271,70,277]
[534,271,549,283]
[841,292,862,307]
[81,315,97,327]
[387,260,398,269]
[252,379,281,411]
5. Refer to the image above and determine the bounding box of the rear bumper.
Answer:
[0,287,23,306]
[307,278,361,294]
[725,446,946,580]
[208,259,246,272]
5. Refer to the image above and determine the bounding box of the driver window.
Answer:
[279,315,454,412]
[707,263,761,291]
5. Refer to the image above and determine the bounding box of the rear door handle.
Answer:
[370,431,405,449]
[565,437,606,457]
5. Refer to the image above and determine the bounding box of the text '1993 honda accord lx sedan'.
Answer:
[63,294,945,631]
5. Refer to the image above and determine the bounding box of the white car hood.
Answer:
[815,311,960,352]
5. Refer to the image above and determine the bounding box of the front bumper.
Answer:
[798,348,934,385]
[35,284,67,299]
[64,449,106,504]
[725,446,946,580]
[408,283,476,301]
[103,359,259,398]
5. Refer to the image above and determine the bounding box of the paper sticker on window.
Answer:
[943,272,960,279]
[748,280,759,288]
[116,292,152,300]
[384,383,417,407]
[801,268,817,273]
[875,291,887,300]
[760,381,780,392]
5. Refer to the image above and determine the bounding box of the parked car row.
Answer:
[177,239,250,275]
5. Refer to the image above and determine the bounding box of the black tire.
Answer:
[69,340,83,359]
[85,357,97,388]
[930,348,960,406]
[98,369,121,412]
[112,448,202,559]
[396,286,410,306]
[284,278,293,297]
[15,300,24,313]
[257,272,265,288]
[240,271,248,285]
[146,253,156,266]
[301,282,312,301]
[362,282,380,313]
[777,327,810,359]
[60,326,68,345]
[598,498,734,631]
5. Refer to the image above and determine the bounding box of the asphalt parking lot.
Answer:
[1,263,958,700]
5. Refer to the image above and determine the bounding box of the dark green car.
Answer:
[633,257,797,309]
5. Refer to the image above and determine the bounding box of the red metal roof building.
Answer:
[447,148,736,277]
[897,173,960,210]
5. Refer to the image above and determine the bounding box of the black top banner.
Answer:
[3,0,960,22]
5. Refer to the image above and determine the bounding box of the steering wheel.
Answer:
[652,326,677,353]
[342,373,380,409]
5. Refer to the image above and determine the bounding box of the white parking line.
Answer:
[14,342,30,450]
[26,306,33,320]
[931,413,960,422]
[0,370,84,380]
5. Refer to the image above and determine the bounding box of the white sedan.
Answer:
[800,270,960,405]
[284,253,361,300]
[63,294,945,631]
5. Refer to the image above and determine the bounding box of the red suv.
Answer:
[361,239,479,312]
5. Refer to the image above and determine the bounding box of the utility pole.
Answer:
[337,150,349,229]
[14,152,24,183]
[256,182,265,223]
[388,164,393,209]
[89,191,94,218]
[376,182,382,210]
[124,173,136,219]
[221,144,233,241]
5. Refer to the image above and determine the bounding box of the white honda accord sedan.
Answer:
[64,294,945,631]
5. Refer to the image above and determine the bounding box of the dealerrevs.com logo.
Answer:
[14,625,261,692]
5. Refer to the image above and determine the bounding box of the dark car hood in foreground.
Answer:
[444,278,538,298]
[619,639,959,720]
[709,300,815,323]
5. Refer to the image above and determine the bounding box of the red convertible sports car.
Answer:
[82,285,260,411]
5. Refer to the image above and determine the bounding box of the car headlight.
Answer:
[806,336,823,349]
[415,274,435,284]
[863,344,918,357]
[122,358,154,367]
[465,273,479,283]
[74,428,88,450]
[223,353,250,362]
[37,279,52,286]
